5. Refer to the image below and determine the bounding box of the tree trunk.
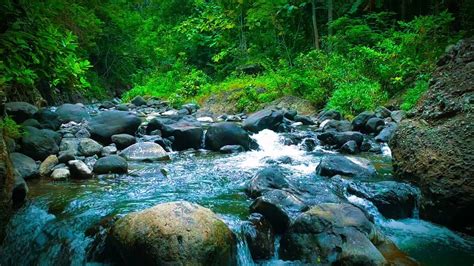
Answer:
[311,0,320,50]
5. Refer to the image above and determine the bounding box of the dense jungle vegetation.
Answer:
[1,0,473,116]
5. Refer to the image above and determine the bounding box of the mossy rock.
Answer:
[109,201,237,265]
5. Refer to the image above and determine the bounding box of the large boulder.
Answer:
[375,122,397,142]
[9,152,38,180]
[321,119,353,132]
[243,109,284,133]
[39,155,58,177]
[89,111,141,143]
[93,155,128,175]
[55,104,90,123]
[279,203,386,265]
[5,102,38,123]
[316,110,342,122]
[390,39,474,234]
[20,126,59,160]
[205,122,251,151]
[120,142,169,161]
[109,201,236,265]
[316,155,377,179]
[347,181,419,219]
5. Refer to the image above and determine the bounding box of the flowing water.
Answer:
[1,129,473,265]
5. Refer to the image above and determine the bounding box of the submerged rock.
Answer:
[109,201,236,265]
[120,142,169,161]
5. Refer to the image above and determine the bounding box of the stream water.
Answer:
[1,129,473,265]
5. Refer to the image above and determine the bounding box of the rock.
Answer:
[322,119,353,132]
[101,145,118,156]
[20,126,59,160]
[347,181,419,219]
[51,168,70,180]
[390,110,406,123]
[249,190,307,234]
[317,131,364,148]
[84,156,98,169]
[205,122,251,151]
[390,39,474,234]
[116,104,129,111]
[148,116,203,150]
[21,118,41,128]
[316,110,342,122]
[219,145,244,154]
[93,155,128,175]
[75,128,91,138]
[283,110,297,120]
[243,213,275,260]
[131,96,147,106]
[68,160,93,179]
[246,167,290,198]
[279,203,386,265]
[89,111,141,143]
[120,142,169,161]
[316,155,377,179]
[109,201,236,265]
[111,134,136,150]
[182,103,199,114]
[5,102,38,123]
[352,111,375,131]
[55,103,90,123]
[39,155,58,177]
[163,123,203,151]
[375,122,397,142]
[10,152,38,180]
[365,117,385,134]
[340,140,358,154]
[293,115,314,125]
[197,116,214,123]
[12,176,28,204]
[78,138,103,157]
[375,106,392,118]
[34,109,61,130]
[243,109,284,133]
[59,138,80,155]
[99,101,115,109]
[58,150,76,163]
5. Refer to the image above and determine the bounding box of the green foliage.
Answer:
[401,79,429,111]
[0,117,22,139]
[326,80,388,116]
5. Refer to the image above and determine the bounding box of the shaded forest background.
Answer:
[1,0,473,116]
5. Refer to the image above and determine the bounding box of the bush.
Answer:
[326,80,388,116]
[0,116,23,139]
[401,79,429,111]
